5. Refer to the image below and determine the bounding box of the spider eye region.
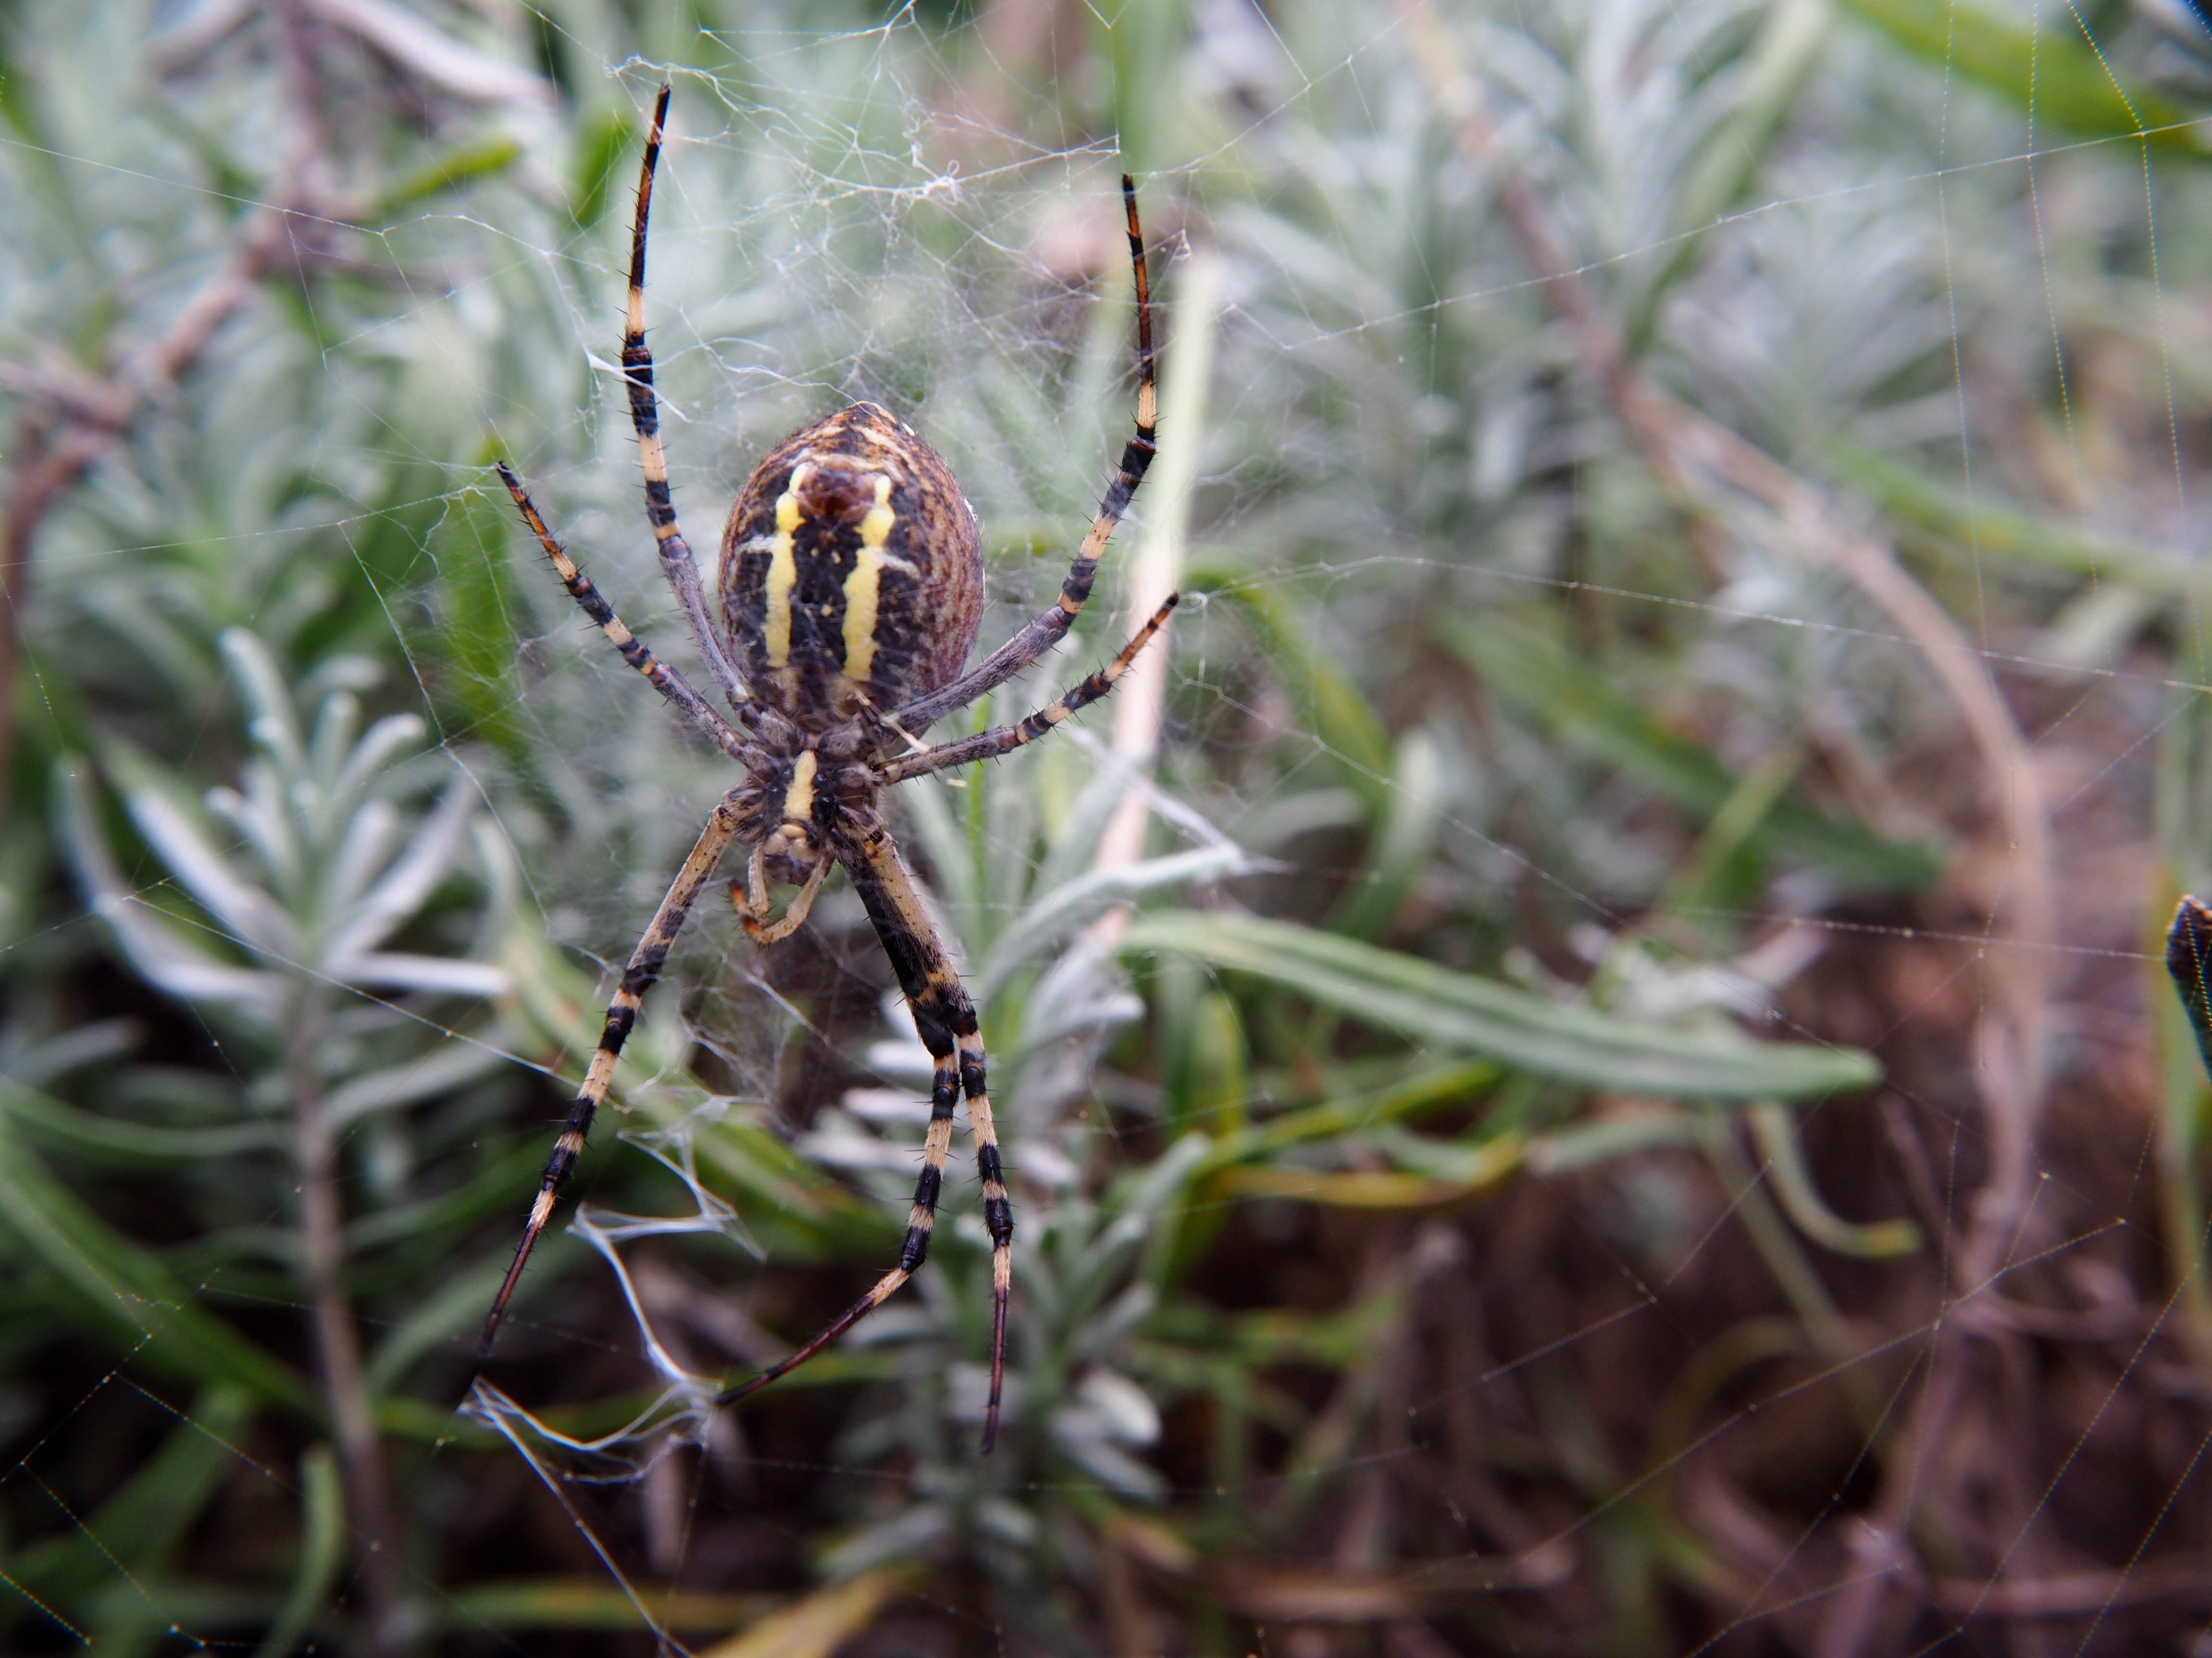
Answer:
[719,402,982,728]
[794,465,879,525]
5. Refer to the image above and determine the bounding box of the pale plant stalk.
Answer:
[1088,247,1223,916]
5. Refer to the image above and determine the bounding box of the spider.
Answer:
[479,84,1170,1454]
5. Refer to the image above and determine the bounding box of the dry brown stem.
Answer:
[1392,3,2059,1647]
[290,1031,404,1652]
[0,224,335,816]
[0,0,433,818]
[1929,1554,2212,1617]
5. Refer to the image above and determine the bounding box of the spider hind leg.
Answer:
[721,817,1013,1452]
[716,1041,954,1410]
[957,1027,1013,1452]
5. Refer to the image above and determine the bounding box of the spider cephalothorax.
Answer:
[483,83,1169,1454]
[731,737,840,886]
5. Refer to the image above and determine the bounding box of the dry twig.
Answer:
[0,20,357,813]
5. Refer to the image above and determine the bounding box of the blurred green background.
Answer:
[4,0,2212,1651]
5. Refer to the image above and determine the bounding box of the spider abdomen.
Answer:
[718,401,982,726]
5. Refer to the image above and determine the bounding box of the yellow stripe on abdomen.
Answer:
[764,464,809,669]
[841,476,897,684]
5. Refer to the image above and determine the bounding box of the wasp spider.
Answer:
[481,85,1170,1452]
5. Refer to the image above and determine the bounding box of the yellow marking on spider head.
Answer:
[781,750,819,825]
[841,475,897,683]
[765,464,809,668]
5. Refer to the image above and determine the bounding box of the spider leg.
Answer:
[497,465,749,764]
[728,841,831,945]
[622,83,755,719]
[890,176,1158,732]
[721,819,1014,1453]
[716,1040,950,1411]
[876,594,1178,785]
[480,789,747,1355]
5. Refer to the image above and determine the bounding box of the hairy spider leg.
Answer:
[480,792,747,1355]
[623,83,754,718]
[497,464,747,763]
[878,594,1180,785]
[721,816,1016,1451]
[891,176,1160,731]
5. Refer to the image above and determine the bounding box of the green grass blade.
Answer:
[1196,1061,1501,1175]
[1182,563,1394,812]
[436,470,528,760]
[1443,613,1944,892]
[1828,440,2204,598]
[1327,729,1445,940]
[568,107,637,230]
[1747,1102,1922,1257]
[377,134,524,217]
[7,1384,255,1604]
[436,1580,776,1632]
[0,1076,279,1165]
[0,1136,323,1421]
[250,1445,345,1658]
[1120,912,1877,1099]
[1833,0,2211,155]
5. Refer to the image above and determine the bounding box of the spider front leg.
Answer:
[876,593,1179,785]
[890,174,1158,732]
[480,788,748,1355]
[497,464,750,761]
[619,83,753,717]
[720,817,1015,1453]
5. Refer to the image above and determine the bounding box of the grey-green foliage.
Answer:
[0,0,2157,1644]
[1140,1,1977,938]
[6,631,526,1648]
[51,629,530,1354]
[69,633,506,1015]
[64,630,513,1094]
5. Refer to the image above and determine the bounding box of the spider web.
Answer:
[3,0,2211,1652]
